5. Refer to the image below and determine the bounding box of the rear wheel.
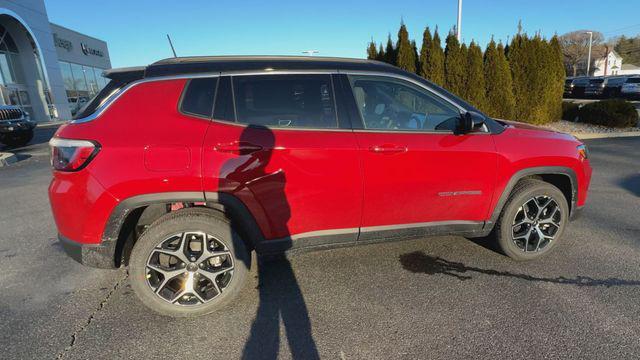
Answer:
[490,179,569,261]
[0,129,34,148]
[129,208,250,317]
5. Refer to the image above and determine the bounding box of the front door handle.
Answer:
[369,144,408,154]
[214,141,263,154]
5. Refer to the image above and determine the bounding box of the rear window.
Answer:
[627,78,640,84]
[73,79,126,119]
[180,78,218,118]
[233,74,337,129]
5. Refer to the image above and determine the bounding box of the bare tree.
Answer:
[559,30,604,76]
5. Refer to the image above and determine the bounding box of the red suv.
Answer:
[49,56,592,316]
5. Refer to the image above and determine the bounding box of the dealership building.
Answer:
[0,0,111,122]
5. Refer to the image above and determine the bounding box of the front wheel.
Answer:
[490,179,569,261]
[129,208,251,317]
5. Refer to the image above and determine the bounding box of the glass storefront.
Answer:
[0,24,34,117]
[59,60,108,116]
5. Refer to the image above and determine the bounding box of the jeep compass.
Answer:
[48,56,592,317]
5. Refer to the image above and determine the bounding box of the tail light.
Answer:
[49,137,100,171]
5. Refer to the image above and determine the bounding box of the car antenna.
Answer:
[166,34,177,57]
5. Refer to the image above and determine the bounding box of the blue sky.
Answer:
[45,0,640,68]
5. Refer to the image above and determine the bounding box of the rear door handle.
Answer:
[214,141,263,154]
[369,144,408,154]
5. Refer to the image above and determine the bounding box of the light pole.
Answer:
[585,31,593,76]
[456,0,462,41]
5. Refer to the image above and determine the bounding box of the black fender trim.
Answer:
[204,192,266,249]
[97,191,205,268]
[485,166,577,231]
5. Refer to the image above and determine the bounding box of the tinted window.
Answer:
[348,75,460,131]
[180,77,217,118]
[233,74,337,128]
[627,78,640,84]
[74,79,125,119]
[213,76,235,122]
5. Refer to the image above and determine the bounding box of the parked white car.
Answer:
[621,77,640,98]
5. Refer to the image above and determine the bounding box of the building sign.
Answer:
[81,43,104,57]
[53,33,72,52]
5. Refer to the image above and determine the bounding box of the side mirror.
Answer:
[457,111,486,135]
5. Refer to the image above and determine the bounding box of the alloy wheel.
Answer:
[511,195,562,252]
[145,231,234,306]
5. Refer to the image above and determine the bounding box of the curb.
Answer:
[0,152,17,167]
[572,132,640,140]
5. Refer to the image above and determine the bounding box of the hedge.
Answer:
[578,99,639,128]
[561,102,580,121]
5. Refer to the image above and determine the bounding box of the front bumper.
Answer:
[0,119,36,133]
[58,234,118,269]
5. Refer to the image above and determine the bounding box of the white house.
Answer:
[593,50,623,76]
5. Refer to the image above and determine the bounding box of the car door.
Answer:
[201,74,362,248]
[343,74,497,240]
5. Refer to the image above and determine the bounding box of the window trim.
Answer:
[177,77,219,120]
[229,72,342,131]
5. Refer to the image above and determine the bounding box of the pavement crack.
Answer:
[56,270,129,359]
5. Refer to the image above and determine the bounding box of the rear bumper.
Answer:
[58,233,118,269]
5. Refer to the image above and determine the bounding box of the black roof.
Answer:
[105,56,402,80]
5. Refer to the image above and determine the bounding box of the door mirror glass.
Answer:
[457,111,485,134]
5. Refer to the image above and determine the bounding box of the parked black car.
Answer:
[602,76,628,98]
[584,77,606,98]
[569,77,589,98]
[0,105,35,148]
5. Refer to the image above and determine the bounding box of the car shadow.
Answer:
[218,125,319,360]
[619,173,640,197]
[399,251,640,287]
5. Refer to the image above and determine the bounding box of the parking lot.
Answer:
[1,131,639,359]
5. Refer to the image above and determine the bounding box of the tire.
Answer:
[489,179,569,261]
[129,207,251,317]
[0,129,34,148]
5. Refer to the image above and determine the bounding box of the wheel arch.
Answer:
[104,192,265,268]
[486,166,577,231]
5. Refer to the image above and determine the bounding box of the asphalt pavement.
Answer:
[1,132,639,359]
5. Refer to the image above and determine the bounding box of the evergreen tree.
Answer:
[396,22,416,72]
[484,40,515,119]
[427,28,445,86]
[411,40,420,74]
[418,27,433,79]
[508,30,555,124]
[459,42,469,99]
[444,31,465,96]
[547,35,565,121]
[465,41,486,110]
[507,32,528,121]
[376,43,386,62]
[384,34,397,65]
[367,40,378,60]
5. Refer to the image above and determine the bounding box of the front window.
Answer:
[348,75,461,131]
[233,74,338,129]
